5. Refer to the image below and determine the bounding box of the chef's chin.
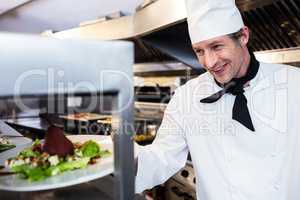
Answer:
[211,66,232,84]
[213,74,231,85]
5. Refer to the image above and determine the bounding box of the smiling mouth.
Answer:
[213,64,227,76]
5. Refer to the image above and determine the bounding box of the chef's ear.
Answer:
[239,26,250,46]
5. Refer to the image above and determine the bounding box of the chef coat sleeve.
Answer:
[135,89,188,193]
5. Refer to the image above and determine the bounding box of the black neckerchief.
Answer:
[200,50,259,132]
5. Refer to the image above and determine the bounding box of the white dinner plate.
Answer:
[0,135,113,192]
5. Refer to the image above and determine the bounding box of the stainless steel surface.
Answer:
[134,62,190,74]
[135,102,166,120]
[0,0,34,16]
[0,33,133,96]
[135,0,157,11]
[254,47,300,64]
[0,175,146,200]
[132,0,186,37]
[53,0,300,71]
[54,0,186,40]
[0,120,22,136]
[141,30,204,71]
[55,15,134,40]
[113,75,135,200]
[135,85,172,103]
[52,0,195,67]
[0,33,135,200]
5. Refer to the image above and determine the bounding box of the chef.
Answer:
[135,0,300,199]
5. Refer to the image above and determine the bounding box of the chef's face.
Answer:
[192,27,250,84]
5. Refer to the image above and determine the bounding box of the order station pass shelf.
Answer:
[0,33,136,200]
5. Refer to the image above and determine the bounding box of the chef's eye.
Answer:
[212,44,223,51]
[194,49,204,56]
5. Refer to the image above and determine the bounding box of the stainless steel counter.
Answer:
[0,175,146,200]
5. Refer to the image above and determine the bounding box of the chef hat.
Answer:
[185,0,244,44]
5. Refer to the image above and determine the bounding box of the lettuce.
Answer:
[12,164,46,181]
[12,157,90,181]
[58,157,90,171]
[7,139,111,182]
[19,148,40,158]
[98,150,111,158]
[80,141,100,158]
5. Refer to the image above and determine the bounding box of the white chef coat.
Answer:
[135,62,300,200]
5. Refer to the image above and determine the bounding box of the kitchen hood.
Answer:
[54,0,300,71]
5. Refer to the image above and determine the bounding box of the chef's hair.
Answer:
[228,28,252,48]
[228,28,243,41]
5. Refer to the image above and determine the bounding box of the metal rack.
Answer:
[0,32,135,200]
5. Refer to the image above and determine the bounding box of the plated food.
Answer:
[5,126,111,182]
[0,134,113,192]
[0,136,16,152]
[5,139,110,181]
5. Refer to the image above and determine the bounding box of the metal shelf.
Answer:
[254,47,300,64]
[53,15,134,40]
[133,46,300,75]
[134,62,189,72]
[53,0,186,40]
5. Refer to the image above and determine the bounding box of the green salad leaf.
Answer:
[12,164,46,181]
[19,148,40,157]
[98,150,111,158]
[81,140,100,158]
[6,139,111,182]
[58,157,90,171]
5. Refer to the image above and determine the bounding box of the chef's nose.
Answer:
[203,51,218,70]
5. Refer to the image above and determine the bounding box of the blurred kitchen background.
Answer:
[0,0,300,199]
